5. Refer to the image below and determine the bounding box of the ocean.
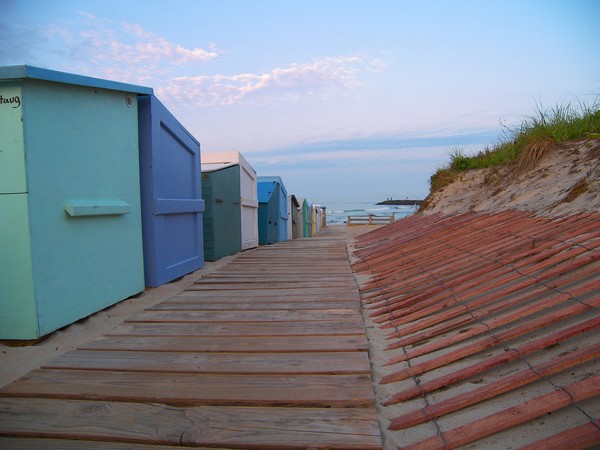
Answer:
[313,197,420,225]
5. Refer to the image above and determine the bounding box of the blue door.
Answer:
[138,95,204,287]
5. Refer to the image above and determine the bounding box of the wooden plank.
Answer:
[388,341,600,429]
[173,290,360,301]
[229,259,351,265]
[43,350,372,375]
[380,295,600,384]
[108,321,367,337]
[193,281,355,289]
[402,375,600,449]
[2,370,375,407]
[199,274,355,282]
[0,438,195,450]
[185,286,357,296]
[383,314,600,405]
[150,300,361,311]
[79,334,368,352]
[0,398,382,449]
[517,420,600,450]
[215,267,352,275]
[125,309,361,323]
[227,259,351,264]
[384,280,600,364]
[382,282,552,349]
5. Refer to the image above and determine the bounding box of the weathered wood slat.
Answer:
[185,286,356,295]
[199,274,355,282]
[193,281,355,288]
[381,295,600,384]
[383,283,551,349]
[79,334,368,352]
[43,350,372,375]
[215,268,353,275]
[384,280,600,364]
[1,370,374,407]
[383,314,600,405]
[174,290,360,300]
[388,341,600,430]
[126,309,361,323]
[154,300,360,310]
[402,375,600,449]
[0,398,382,449]
[0,438,192,450]
[108,321,366,337]
[380,261,600,333]
[517,420,600,450]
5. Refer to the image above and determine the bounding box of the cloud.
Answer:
[243,128,500,169]
[74,14,219,66]
[366,58,387,73]
[157,55,378,106]
[3,10,382,108]
[18,13,221,83]
[108,21,220,65]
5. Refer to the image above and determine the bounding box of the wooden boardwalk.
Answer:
[0,227,382,449]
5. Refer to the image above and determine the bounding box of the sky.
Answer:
[1,0,599,203]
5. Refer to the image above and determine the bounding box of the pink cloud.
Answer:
[158,55,379,106]
[82,21,219,65]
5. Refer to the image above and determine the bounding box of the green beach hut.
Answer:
[201,151,259,260]
[298,198,311,237]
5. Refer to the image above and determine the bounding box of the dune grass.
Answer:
[429,98,600,192]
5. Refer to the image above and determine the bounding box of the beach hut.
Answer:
[201,151,259,260]
[288,194,300,239]
[312,204,320,235]
[257,176,288,244]
[311,204,327,235]
[321,206,327,227]
[138,94,204,287]
[299,198,311,237]
[295,197,305,239]
[0,65,149,340]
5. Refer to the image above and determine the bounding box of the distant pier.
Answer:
[377,199,423,206]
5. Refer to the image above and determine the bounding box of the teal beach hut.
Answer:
[257,176,288,244]
[0,65,149,340]
[300,198,312,237]
[296,197,308,238]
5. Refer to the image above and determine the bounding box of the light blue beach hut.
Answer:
[257,176,288,244]
[0,65,149,340]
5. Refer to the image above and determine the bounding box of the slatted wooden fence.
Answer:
[347,215,394,225]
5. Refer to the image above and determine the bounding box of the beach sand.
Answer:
[421,138,600,216]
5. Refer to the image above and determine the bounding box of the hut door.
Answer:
[240,164,258,249]
[139,95,204,287]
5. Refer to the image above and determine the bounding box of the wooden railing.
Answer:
[347,215,395,226]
